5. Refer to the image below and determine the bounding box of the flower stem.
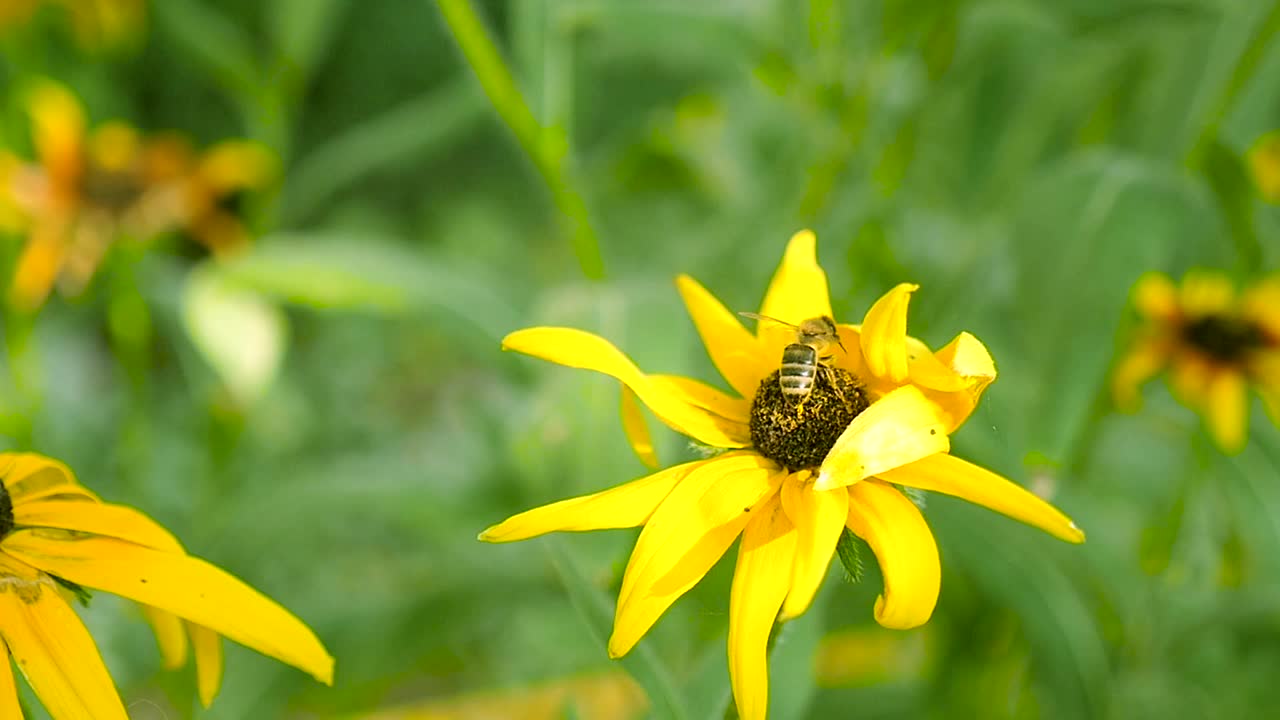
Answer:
[434,0,604,279]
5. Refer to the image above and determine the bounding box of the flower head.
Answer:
[1113,270,1280,452]
[481,231,1084,720]
[0,453,333,718]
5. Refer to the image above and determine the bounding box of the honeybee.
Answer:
[739,312,847,399]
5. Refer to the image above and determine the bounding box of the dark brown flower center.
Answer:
[1182,314,1266,363]
[82,162,145,214]
[0,482,12,538]
[749,367,869,471]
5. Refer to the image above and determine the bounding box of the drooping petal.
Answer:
[757,230,833,349]
[479,458,712,542]
[877,453,1085,543]
[845,480,940,629]
[859,283,918,383]
[189,622,224,708]
[3,532,335,686]
[13,500,182,552]
[619,386,659,469]
[503,327,750,448]
[903,337,966,392]
[1178,270,1235,317]
[0,555,129,720]
[1111,337,1170,411]
[779,475,847,620]
[609,455,782,658]
[728,495,796,720]
[1132,272,1179,321]
[1204,370,1247,453]
[1242,276,1280,337]
[0,453,97,504]
[650,374,752,426]
[676,274,771,398]
[141,605,189,669]
[27,82,84,193]
[814,385,950,491]
[0,641,20,720]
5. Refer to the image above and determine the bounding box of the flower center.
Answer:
[0,482,12,539]
[1182,313,1266,363]
[748,367,869,471]
[82,162,145,214]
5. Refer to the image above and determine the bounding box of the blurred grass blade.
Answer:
[1202,139,1262,271]
[268,0,348,81]
[152,0,259,93]
[761,593,826,720]
[282,79,486,222]
[544,538,692,720]
[434,0,604,279]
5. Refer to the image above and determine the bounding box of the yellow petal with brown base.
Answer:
[676,274,770,398]
[878,453,1084,543]
[619,386,659,469]
[2,532,335,686]
[503,327,749,448]
[479,458,712,542]
[814,385,950,490]
[0,554,128,720]
[757,230,834,352]
[860,283,918,383]
[609,454,781,658]
[728,494,796,720]
[845,480,940,629]
[1205,370,1247,453]
[778,474,847,620]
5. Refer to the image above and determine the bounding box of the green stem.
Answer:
[434,0,604,279]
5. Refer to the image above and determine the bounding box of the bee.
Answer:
[739,312,847,399]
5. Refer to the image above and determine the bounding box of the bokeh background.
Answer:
[3,0,1280,718]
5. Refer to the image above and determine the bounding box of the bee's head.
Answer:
[797,316,843,354]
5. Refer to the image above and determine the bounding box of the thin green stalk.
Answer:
[435,0,604,279]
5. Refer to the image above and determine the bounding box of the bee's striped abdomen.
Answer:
[778,343,818,396]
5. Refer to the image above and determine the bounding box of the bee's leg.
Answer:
[822,365,848,404]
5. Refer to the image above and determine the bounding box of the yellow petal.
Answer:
[13,500,182,551]
[141,605,189,669]
[778,475,847,620]
[1205,370,1247,453]
[926,331,998,432]
[0,453,97,504]
[199,140,276,192]
[609,455,782,658]
[190,622,224,708]
[27,82,84,190]
[1242,276,1280,337]
[0,641,20,720]
[859,283,918,383]
[479,458,711,542]
[877,453,1085,543]
[1132,272,1179,321]
[903,337,967,392]
[9,224,67,312]
[649,374,752,426]
[845,480,939,629]
[814,385,950,490]
[0,555,128,720]
[502,327,750,448]
[619,386,659,469]
[1248,130,1280,203]
[728,495,795,720]
[1111,337,1169,411]
[1169,353,1213,406]
[757,230,833,350]
[1179,270,1235,317]
[3,532,335,686]
[675,274,771,398]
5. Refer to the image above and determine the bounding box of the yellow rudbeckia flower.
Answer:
[1113,270,1280,453]
[0,453,333,718]
[481,231,1085,720]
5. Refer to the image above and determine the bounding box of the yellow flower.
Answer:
[481,231,1084,720]
[1113,270,1280,453]
[0,453,333,718]
[1248,130,1280,203]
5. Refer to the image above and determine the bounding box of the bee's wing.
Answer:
[737,311,798,329]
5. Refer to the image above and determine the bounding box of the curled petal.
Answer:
[1111,337,1169,411]
[815,385,950,490]
[845,480,939,629]
[1205,370,1247,454]
[610,455,782,658]
[860,283,918,383]
[757,230,834,350]
[142,605,189,669]
[904,337,967,392]
[620,386,659,468]
[728,495,796,720]
[3,532,335,686]
[779,476,847,620]
[878,453,1084,543]
[503,327,750,448]
[479,458,712,542]
[926,331,998,432]
[676,274,771,398]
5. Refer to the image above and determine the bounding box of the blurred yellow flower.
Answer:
[481,231,1084,720]
[0,0,144,49]
[1113,271,1280,453]
[0,81,274,311]
[0,453,333,718]
[1248,130,1280,203]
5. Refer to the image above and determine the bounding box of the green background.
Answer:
[3,0,1280,717]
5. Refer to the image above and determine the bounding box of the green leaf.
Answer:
[835,527,866,583]
[1202,138,1262,270]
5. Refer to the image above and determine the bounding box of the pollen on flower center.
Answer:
[1182,314,1266,363]
[749,367,869,471]
[0,482,13,538]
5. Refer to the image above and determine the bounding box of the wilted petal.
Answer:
[860,283,917,383]
[619,386,659,469]
[878,453,1084,543]
[845,480,939,629]
[779,475,847,620]
[728,495,796,720]
[676,274,771,398]
[814,385,949,490]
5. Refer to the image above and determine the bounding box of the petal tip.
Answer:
[1067,522,1086,544]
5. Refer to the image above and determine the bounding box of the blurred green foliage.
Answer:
[2,0,1280,718]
